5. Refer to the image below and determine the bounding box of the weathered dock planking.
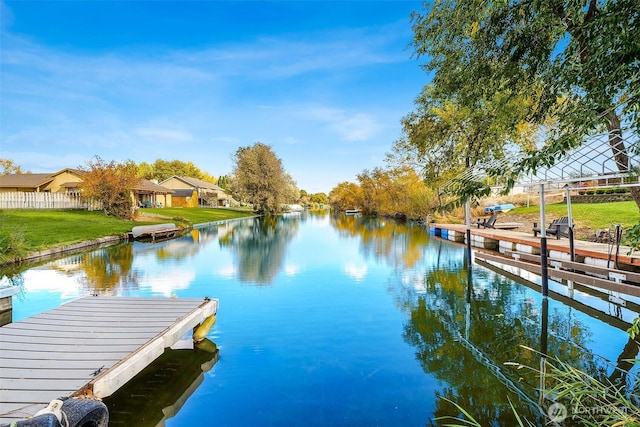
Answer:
[0,295,217,424]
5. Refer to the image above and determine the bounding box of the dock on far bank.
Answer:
[430,223,640,269]
[0,295,217,425]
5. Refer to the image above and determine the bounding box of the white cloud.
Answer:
[303,106,382,142]
[134,127,193,143]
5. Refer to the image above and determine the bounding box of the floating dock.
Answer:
[0,295,217,425]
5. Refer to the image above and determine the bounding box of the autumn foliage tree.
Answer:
[0,159,28,175]
[329,182,363,212]
[79,156,139,219]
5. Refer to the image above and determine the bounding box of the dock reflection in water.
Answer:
[104,339,219,427]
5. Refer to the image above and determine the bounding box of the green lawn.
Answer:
[0,208,255,260]
[511,200,640,230]
[139,207,254,224]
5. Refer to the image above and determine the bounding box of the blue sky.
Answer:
[1,0,427,193]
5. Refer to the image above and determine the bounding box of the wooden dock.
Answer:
[430,223,640,269]
[0,295,217,424]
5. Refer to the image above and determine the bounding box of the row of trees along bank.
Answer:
[329,166,439,220]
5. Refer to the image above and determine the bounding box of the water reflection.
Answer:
[331,214,429,269]
[219,215,301,284]
[104,339,219,426]
[396,238,639,424]
[3,213,639,425]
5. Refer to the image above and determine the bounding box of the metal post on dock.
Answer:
[539,183,549,297]
[564,184,575,262]
[464,199,472,267]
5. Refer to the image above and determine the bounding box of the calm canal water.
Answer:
[3,211,639,426]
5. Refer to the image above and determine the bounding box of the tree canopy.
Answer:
[137,159,217,183]
[0,159,29,175]
[408,0,640,204]
[329,167,437,219]
[230,142,294,213]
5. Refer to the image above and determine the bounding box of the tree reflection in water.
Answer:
[219,215,300,284]
[401,248,638,425]
[331,216,638,424]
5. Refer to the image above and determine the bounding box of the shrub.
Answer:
[596,189,606,194]
[0,226,27,263]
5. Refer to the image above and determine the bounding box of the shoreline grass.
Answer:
[2,202,637,263]
[0,208,255,261]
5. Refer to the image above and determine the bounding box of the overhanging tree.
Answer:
[390,82,537,205]
[410,0,640,206]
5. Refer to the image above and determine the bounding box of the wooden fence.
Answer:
[0,192,101,210]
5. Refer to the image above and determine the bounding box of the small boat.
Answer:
[483,204,515,214]
[131,223,182,242]
[345,209,361,215]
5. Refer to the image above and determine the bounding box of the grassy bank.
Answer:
[138,207,254,224]
[0,208,255,261]
[510,201,640,230]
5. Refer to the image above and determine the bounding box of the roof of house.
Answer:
[59,181,82,188]
[161,176,225,192]
[133,179,174,194]
[172,188,196,197]
[0,173,55,188]
[52,168,85,177]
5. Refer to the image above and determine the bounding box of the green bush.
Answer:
[596,189,606,194]
[605,188,615,194]
[625,223,640,254]
[0,226,27,263]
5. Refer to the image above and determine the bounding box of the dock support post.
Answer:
[538,296,549,407]
[464,198,473,342]
[539,184,549,297]
[465,199,472,262]
[565,184,575,262]
[0,286,21,327]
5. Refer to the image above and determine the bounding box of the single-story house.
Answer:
[0,169,84,194]
[159,176,232,207]
[0,170,174,208]
[133,179,174,208]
